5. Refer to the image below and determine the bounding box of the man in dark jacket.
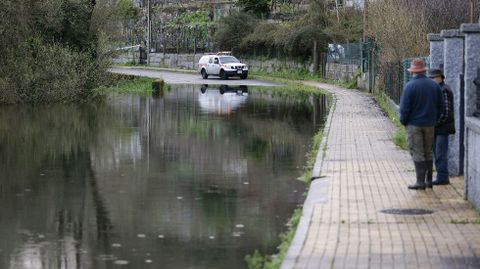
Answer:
[428,69,455,185]
[400,58,443,190]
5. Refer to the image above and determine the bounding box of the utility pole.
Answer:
[147,0,151,64]
[363,0,368,41]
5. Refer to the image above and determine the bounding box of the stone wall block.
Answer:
[427,33,444,69]
[441,29,465,176]
[461,23,480,208]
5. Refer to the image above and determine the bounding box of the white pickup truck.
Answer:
[198,53,249,80]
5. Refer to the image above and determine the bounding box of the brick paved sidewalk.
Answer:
[282,83,480,269]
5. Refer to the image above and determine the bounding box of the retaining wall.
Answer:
[325,63,359,82]
[428,23,480,209]
[114,52,359,82]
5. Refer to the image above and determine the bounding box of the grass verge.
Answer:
[113,64,197,74]
[303,130,325,184]
[250,78,329,99]
[374,93,407,150]
[251,69,356,89]
[245,208,302,269]
[450,219,480,224]
[96,77,159,96]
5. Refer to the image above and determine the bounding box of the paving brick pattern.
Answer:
[288,84,480,269]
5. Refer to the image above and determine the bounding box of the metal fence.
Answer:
[402,57,430,86]
[382,61,404,105]
[150,24,213,54]
[381,56,430,105]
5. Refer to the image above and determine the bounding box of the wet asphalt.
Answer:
[109,66,282,87]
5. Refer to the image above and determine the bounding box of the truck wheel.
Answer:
[201,69,208,79]
[220,70,228,80]
[240,74,248,79]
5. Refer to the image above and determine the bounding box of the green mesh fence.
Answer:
[327,43,362,66]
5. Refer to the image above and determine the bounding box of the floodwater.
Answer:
[0,84,329,269]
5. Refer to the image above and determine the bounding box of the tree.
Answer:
[116,0,138,20]
[0,0,119,104]
[56,0,98,52]
[213,12,258,52]
[323,7,363,42]
[366,0,471,62]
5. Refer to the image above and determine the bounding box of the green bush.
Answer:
[279,24,328,58]
[237,0,270,18]
[217,0,360,59]
[240,22,280,56]
[116,0,139,20]
[0,0,116,105]
[213,12,258,52]
[0,38,103,104]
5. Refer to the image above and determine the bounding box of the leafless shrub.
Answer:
[367,0,429,61]
[402,0,470,32]
[367,0,472,62]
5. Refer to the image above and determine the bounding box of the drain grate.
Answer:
[380,208,434,215]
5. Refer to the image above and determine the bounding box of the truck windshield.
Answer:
[220,56,240,64]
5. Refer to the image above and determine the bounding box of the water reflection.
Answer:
[0,84,329,269]
[199,85,248,115]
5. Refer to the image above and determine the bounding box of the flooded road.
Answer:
[0,84,329,269]
[109,67,282,87]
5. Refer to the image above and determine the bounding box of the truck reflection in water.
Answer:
[198,84,248,115]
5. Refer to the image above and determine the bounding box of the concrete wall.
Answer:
[465,118,480,208]
[114,52,360,82]
[325,63,359,82]
[429,23,480,209]
[113,51,141,65]
[461,23,480,209]
[148,53,203,70]
[427,33,444,69]
[114,52,310,72]
[243,59,309,73]
[441,29,465,176]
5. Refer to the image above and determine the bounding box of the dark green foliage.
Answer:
[279,24,328,58]
[237,0,271,18]
[213,12,258,52]
[323,7,363,42]
[223,13,329,59]
[116,0,138,20]
[0,0,114,104]
[169,11,210,26]
[279,0,329,56]
[239,22,278,56]
[8,39,98,103]
[218,0,362,59]
[56,0,97,52]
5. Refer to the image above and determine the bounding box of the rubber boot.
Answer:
[425,160,433,189]
[408,161,426,190]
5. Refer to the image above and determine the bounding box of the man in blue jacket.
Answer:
[400,58,443,190]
